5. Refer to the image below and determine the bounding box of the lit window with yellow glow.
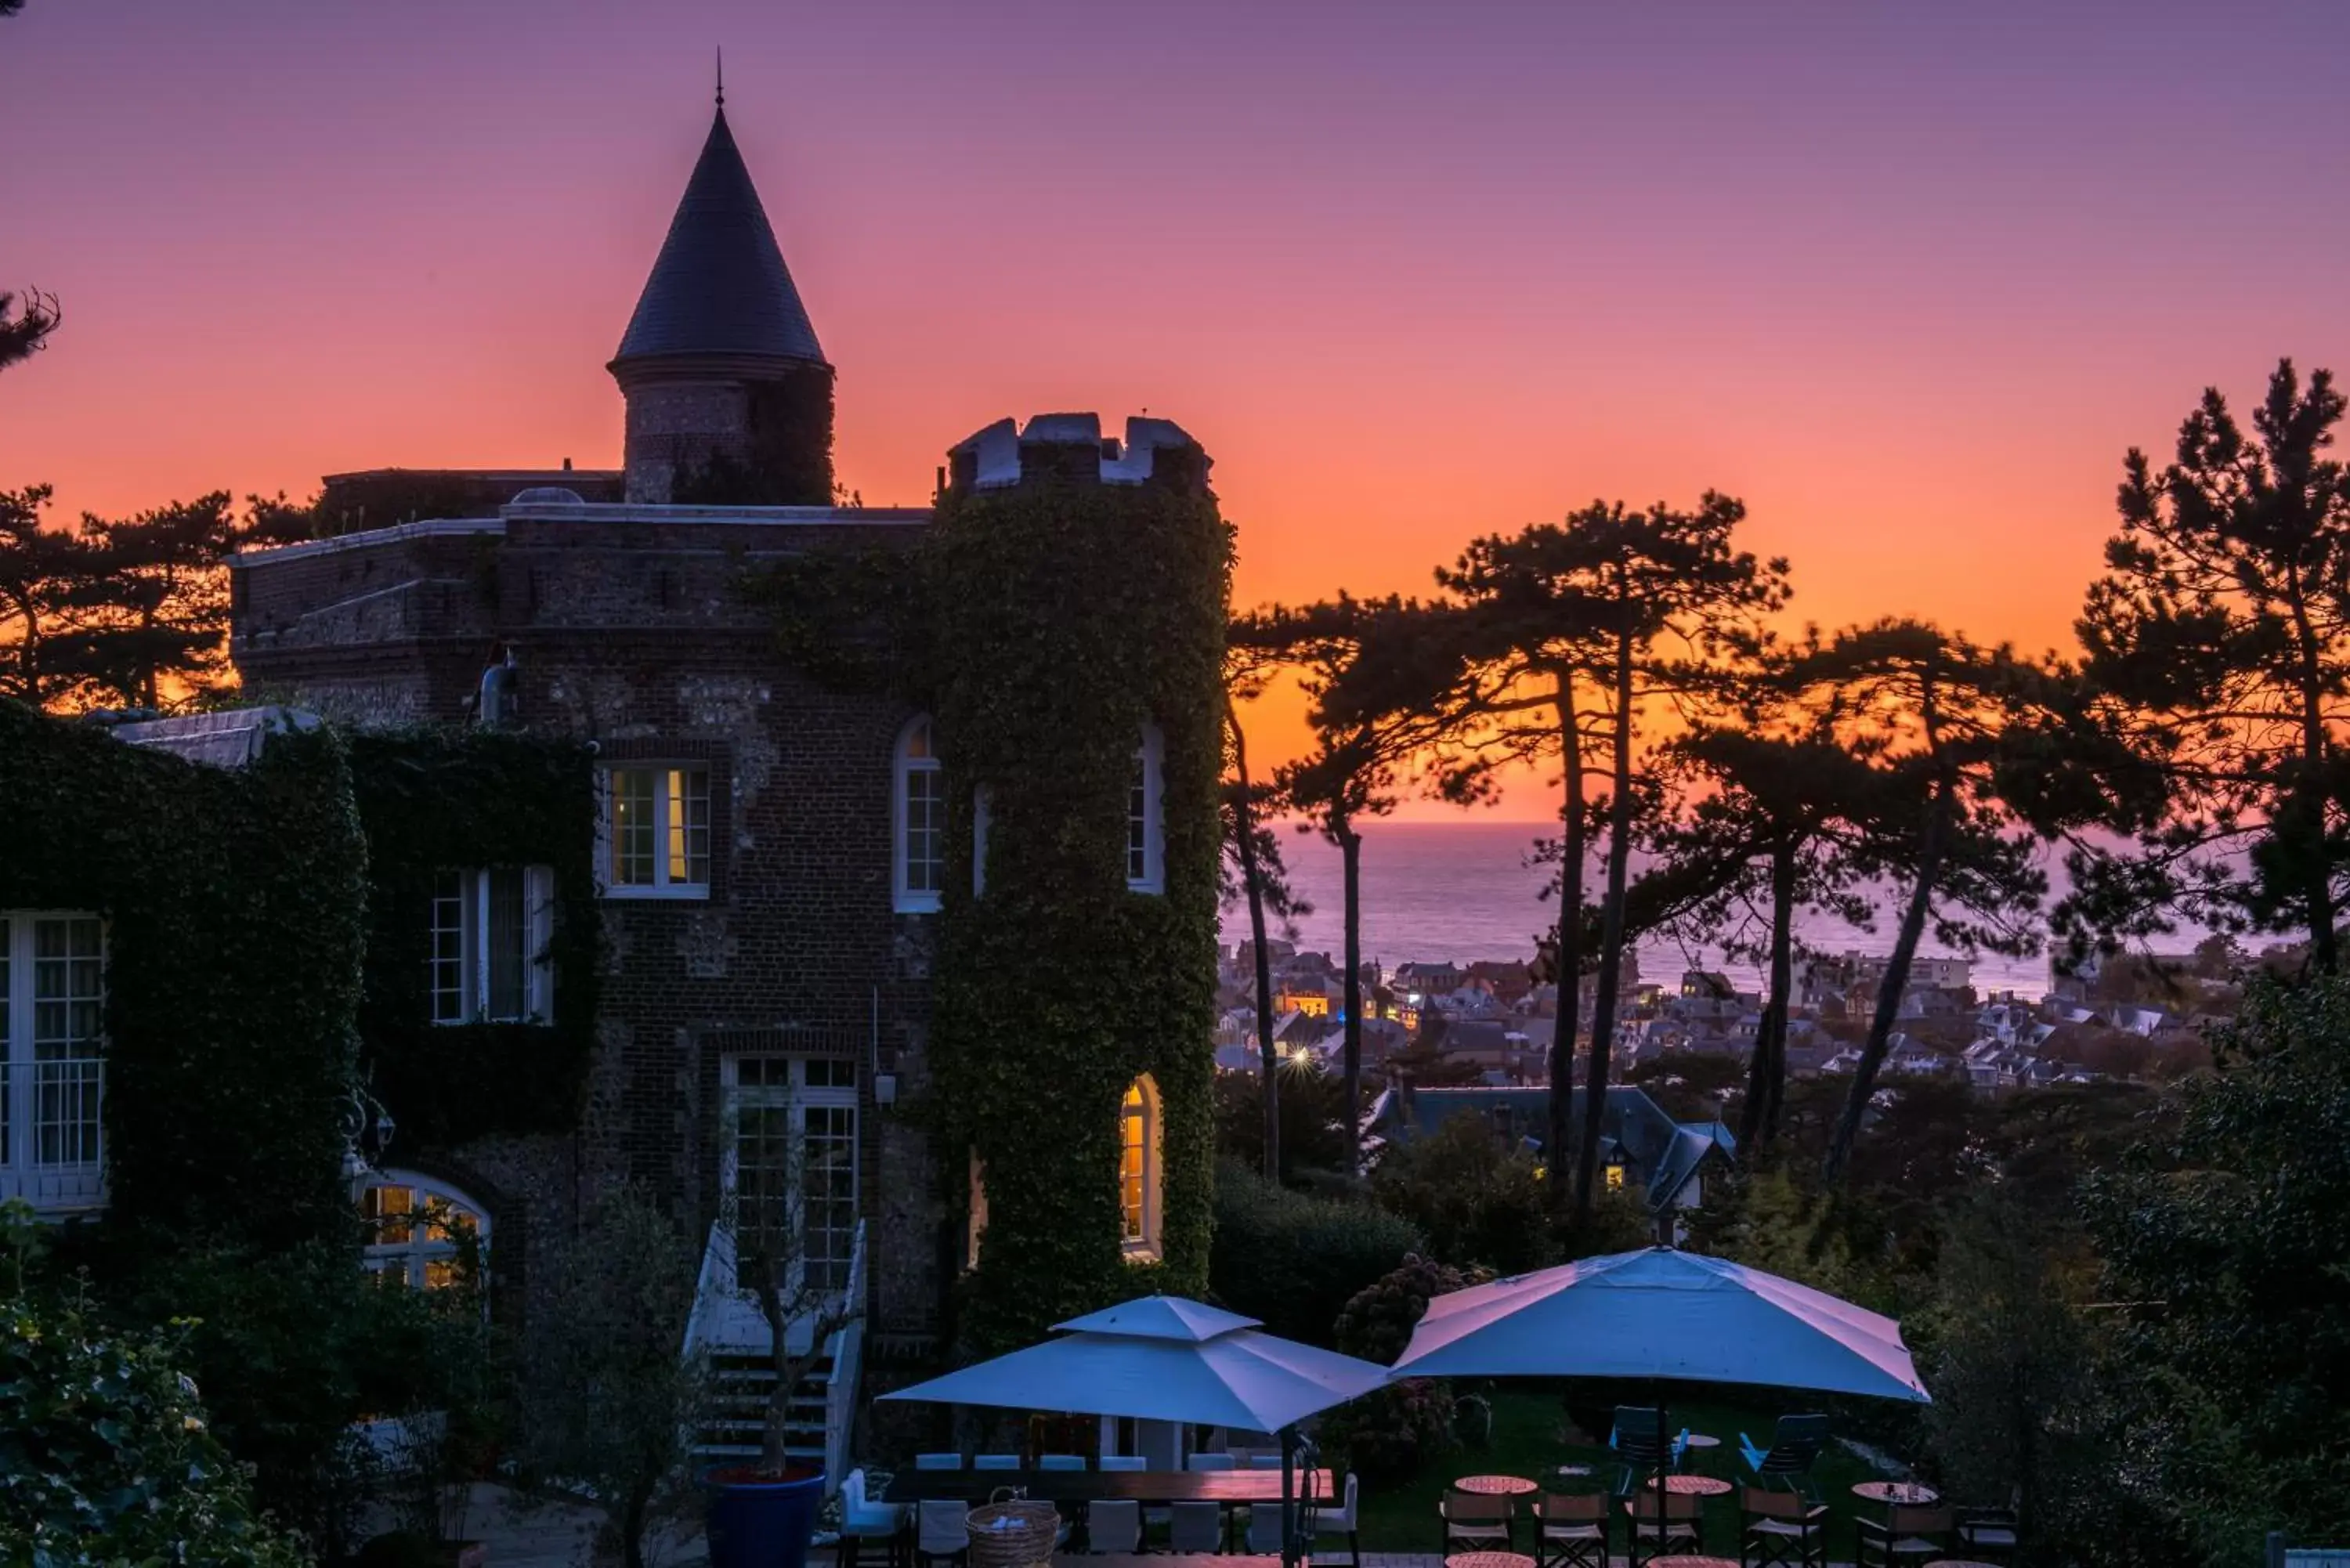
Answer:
[360,1172,488,1293]
[600,765,711,897]
[1119,1075,1162,1259]
[1605,1162,1626,1191]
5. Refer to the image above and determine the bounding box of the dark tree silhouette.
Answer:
[1640,719,1883,1151]
[2073,358,2350,971]
[1783,621,2122,1183]
[1442,496,1790,1219]
[0,289,58,371]
[66,493,240,709]
[1235,593,1462,1173]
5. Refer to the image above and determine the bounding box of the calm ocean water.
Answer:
[1220,818,2058,1000]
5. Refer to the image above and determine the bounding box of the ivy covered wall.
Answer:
[346,729,599,1149]
[925,468,1233,1354]
[0,701,367,1249]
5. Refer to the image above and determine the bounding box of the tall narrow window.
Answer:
[1119,1074,1162,1261]
[0,912,107,1213]
[722,1056,861,1294]
[1127,725,1165,894]
[601,765,710,897]
[895,718,945,913]
[971,786,992,898]
[427,868,554,1024]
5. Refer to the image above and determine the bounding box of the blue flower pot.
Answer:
[707,1467,827,1568]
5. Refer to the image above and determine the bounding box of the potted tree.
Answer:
[704,1082,864,1568]
[515,1182,710,1568]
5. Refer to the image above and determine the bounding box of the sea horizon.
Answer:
[1220,815,2060,1000]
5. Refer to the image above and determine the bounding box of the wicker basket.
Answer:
[965,1494,1060,1568]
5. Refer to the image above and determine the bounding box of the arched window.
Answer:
[895,717,945,913]
[1119,1075,1162,1261]
[1127,725,1164,894]
[360,1170,490,1293]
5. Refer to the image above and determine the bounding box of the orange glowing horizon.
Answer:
[7,5,2348,807]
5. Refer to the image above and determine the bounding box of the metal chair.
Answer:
[837,1469,907,1568]
[1609,1407,1686,1497]
[1622,1490,1701,1566]
[914,1498,972,1568]
[1038,1454,1087,1472]
[1084,1500,1141,1555]
[1955,1502,2019,1566]
[914,1453,964,1471]
[1246,1502,1296,1555]
[1312,1472,1362,1568]
[1856,1504,1956,1568]
[1531,1490,1607,1568]
[1741,1487,1828,1568]
[973,1454,1021,1472]
[1737,1414,1831,1504]
[1441,1488,1517,1555]
[1167,1501,1225,1554]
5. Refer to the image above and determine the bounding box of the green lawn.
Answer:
[1347,1387,1885,1555]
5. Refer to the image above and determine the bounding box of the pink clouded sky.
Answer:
[6,2,2348,804]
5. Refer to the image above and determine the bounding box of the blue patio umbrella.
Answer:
[883,1295,1386,1566]
[1388,1247,1930,1548]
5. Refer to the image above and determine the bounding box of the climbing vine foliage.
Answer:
[348,728,600,1147]
[0,700,366,1249]
[766,464,1233,1353]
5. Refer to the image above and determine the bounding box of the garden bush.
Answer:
[1209,1162,1421,1346]
[1318,1254,1482,1487]
[1368,1114,1559,1276]
[0,1284,309,1567]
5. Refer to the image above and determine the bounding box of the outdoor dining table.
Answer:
[1444,1553,1535,1568]
[879,1469,1336,1505]
[1852,1481,1940,1505]
[1452,1475,1538,1498]
[1659,1475,1731,1498]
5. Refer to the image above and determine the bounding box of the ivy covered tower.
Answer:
[609,99,836,505]
[927,414,1230,1354]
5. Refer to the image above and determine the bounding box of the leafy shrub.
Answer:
[1209,1162,1421,1346]
[0,1289,309,1566]
[1332,1252,1482,1363]
[1213,1062,1357,1186]
[1319,1255,1481,1486]
[1369,1114,1559,1275]
[117,1231,498,1553]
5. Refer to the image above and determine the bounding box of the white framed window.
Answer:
[0,912,107,1209]
[721,1056,859,1294]
[1119,1074,1162,1262]
[360,1169,490,1292]
[894,718,945,913]
[1127,725,1165,894]
[598,764,711,898]
[428,867,554,1024]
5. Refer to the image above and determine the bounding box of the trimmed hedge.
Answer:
[1209,1162,1423,1346]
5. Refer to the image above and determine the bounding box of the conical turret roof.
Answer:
[612,108,826,367]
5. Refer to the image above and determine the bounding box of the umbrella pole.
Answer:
[1280,1424,1297,1568]
[1653,1382,1668,1560]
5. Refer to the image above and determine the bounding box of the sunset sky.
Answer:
[7,2,2350,807]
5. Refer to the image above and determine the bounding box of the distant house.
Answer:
[1367,1083,1735,1233]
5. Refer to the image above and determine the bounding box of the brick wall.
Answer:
[233,503,946,1344]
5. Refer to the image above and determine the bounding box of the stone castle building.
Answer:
[222,99,1227,1465]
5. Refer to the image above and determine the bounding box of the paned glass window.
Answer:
[426,868,553,1023]
[895,719,945,912]
[722,1056,860,1294]
[360,1172,489,1292]
[601,766,711,896]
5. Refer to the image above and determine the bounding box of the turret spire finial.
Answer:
[715,46,724,109]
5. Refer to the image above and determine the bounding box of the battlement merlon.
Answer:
[947,414,1212,495]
